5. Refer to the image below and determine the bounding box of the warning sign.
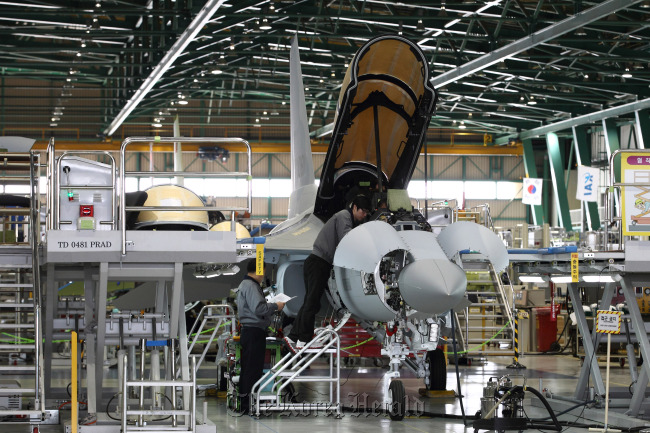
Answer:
[256,244,264,276]
[596,310,621,334]
[571,253,579,283]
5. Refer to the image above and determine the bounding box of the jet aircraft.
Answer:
[264,35,508,420]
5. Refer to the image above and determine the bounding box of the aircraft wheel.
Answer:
[426,348,447,390]
[388,380,406,421]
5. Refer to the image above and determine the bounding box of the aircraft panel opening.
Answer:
[315,162,386,221]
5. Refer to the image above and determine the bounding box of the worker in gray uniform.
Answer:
[285,195,372,349]
[236,259,285,414]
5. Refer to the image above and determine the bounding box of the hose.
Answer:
[523,385,562,431]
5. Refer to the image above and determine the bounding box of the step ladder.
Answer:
[0,150,51,424]
[121,341,198,433]
[455,261,515,357]
[251,328,342,417]
[186,304,236,373]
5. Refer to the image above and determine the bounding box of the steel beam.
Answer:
[495,98,650,145]
[104,0,227,136]
[546,133,572,230]
[621,276,650,416]
[635,109,650,149]
[430,0,642,88]
[569,283,606,400]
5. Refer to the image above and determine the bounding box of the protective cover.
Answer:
[210,221,251,239]
[331,222,468,320]
[437,221,509,273]
[333,221,409,272]
[397,230,467,314]
[135,184,208,230]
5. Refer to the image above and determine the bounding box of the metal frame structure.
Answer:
[3,1,650,147]
[251,328,342,418]
[39,136,256,432]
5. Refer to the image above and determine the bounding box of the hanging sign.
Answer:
[522,178,543,206]
[576,165,599,202]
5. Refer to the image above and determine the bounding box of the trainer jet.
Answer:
[264,35,508,420]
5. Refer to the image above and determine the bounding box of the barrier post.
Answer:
[507,310,526,369]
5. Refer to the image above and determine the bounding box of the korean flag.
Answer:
[522,178,543,206]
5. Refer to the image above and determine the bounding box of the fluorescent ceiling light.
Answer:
[582,275,616,283]
[519,275,546,283]
[0,1,61,7]
[104,0,227,136]
[550,276,573,283]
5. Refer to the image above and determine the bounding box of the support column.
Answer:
[572,126,601,230]
[522,138,544,225]
[569,283,606,399]
[44,263,56,396]
[546,132,572,231]
[634,109,650,149]
[95,263,109,412]
[169,262,183,340]
[173,115,183,186]
[84,265,98,415]
[621,276,650,416]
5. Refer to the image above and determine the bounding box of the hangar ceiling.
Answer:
[1,0,650,148]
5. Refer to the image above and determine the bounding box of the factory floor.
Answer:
[23,351,650,433]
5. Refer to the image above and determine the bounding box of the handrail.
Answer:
[490,262,514,332]
[55,151,117,229]
[185,303,236,372]
[119,137,253,255]
[187,303,236,338]
[46,137,55,230]
[29,150,45,413]
[251,328,341,416]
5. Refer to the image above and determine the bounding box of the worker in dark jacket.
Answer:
[236,259,285,414]
[285,195,371,349]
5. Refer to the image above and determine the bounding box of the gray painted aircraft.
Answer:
[264,35,508,420]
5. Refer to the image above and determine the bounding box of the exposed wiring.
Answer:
[105,392,174,423]
[58,400,87,410]
[105,393,121,421]
[444,318,512,355]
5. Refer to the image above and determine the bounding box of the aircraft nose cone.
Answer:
[398,258,467,314]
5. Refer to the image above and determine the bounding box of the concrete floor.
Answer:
[15,355,650,433]
[20,351,650,433]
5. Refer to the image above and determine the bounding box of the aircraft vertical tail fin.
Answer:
[288,36,317,219]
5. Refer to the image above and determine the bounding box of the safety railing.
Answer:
[29,149,45,415]
[119,137,253,255]
[457,203,494,230]
[605,148,649,251]
[251,328,341,417]
[46,137,55,231]
[54,151,117,229]
[186,304,236,373]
